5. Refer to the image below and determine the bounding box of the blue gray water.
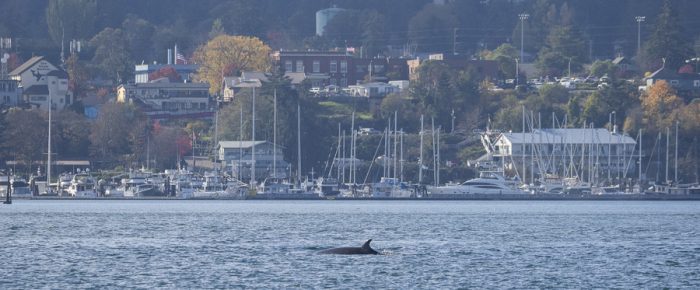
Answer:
[1,200,699,289]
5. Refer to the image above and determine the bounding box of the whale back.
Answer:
[319,239,379,255]
[361,239,378,254]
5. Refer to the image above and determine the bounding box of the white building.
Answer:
[0,79,20,107]
[134,63,198,83]
[9,56,72,110]
[347,82,399,98]
[117,79,210,114]
[218,141,290,181]
[222,71,267,102]
[487,128,637,182]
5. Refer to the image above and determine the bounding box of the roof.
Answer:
[498,128,636,145]
[126,82,209,89]
[23,85,49,95]
[219,141,267,149]
[46,69,69,78]
[612,56,626,65]
[240,71,269,82]
[219,141,274,149]
[647,67,700,80]
[283,72,306,84]
[9,56,44,76]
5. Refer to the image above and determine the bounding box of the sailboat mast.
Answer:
[675,121,679,184]
[297,103,301,185]
[666,127,670,183]
[419,115,424,184]
[431,117,436,186]
[47,92,52,194]
[251,86,256,188]
[522,105,525,184]
[337,123,341,181]
[239,105,243,181]
[393,111,398,180]
[400,129,404,183]
[351,111,355,185]
[273,89,277,178]
[639,129,642,188]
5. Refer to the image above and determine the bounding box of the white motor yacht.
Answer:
[428,171,526,195]
[66,173,98,197]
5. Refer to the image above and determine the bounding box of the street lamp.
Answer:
[636,16,645,55]
[519,13,529,63]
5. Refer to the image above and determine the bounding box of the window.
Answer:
[670,79,679,85]
[285,61,292,72]
[694,80,700,87]
[330,61,337,73]
[296,60,304,72]
[340,61,347,73]
[313,60,320,73]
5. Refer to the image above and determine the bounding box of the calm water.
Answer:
[1,200,699,289]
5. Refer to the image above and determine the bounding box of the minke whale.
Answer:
[318,239,379,255]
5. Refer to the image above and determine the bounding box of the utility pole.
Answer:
[636,16,646,55]
[519,13,529,63]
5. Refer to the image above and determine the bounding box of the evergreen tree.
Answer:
[641,0,693,71]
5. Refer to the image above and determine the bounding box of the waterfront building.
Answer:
[272,50,408,88]
[485,128,637,183]
[218,141,290,181]
[117,79,211,119]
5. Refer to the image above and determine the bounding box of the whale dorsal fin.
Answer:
[362,239,372,250]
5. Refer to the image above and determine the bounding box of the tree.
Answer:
[64,54,90,98]
[408,4,458,53]
[589,60,617,78]
[209,0,266,38]
[148,66,182,83]
[45,0,97,47]
[484,44,519,79]
[537,25,587,77]
[193,35,272,95]
[208,18,225,40]
[121,14,155,64]
[52,110,91,159]
[641,0,693,71]
[89,103,147,167]
[2,109,47,171]
[641,80,684,133]
[360,10,387,57]
[151,126,190,170]
[89,27,132,82]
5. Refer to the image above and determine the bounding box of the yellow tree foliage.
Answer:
[679,100,700,136]
[193,35,271,94]
[640,80,684,133]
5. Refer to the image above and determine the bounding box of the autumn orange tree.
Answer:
[640,80,684,134]
[193,35,271,95]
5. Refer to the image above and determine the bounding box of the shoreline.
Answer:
[5,193,700,201]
